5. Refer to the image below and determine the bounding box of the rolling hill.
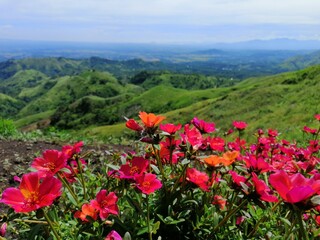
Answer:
[0,57,319,141]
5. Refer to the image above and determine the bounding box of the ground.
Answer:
[0,139,131,192]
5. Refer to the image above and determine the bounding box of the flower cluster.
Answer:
[0,112,320,239]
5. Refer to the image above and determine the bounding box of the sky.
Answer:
[0,0,320,44]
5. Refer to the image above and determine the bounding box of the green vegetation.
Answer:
[0,118,17,137]
[0,56,319,142]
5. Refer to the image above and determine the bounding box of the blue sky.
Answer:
[0,0,319,43]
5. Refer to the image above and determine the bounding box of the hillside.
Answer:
[0,56,319,140]
[87,65,320,139]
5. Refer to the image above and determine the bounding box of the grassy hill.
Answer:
[87,65,320,140]
[0,56,319,141]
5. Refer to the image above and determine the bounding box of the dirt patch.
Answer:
[0,139,132,192]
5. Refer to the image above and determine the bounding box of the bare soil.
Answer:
[0,139,131,192]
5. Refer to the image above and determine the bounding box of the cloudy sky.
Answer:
[0,0,319,43]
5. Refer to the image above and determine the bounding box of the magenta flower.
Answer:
[180,124,203,150]
[31,149,68,177]
[233,121,248,130]
[135,173,162,195]
[0,172,62,213]
[90,190,119,221]
[191,117,215,134]
[105,230,122,240]
[186,168,209,191]
[269,170,320,204]
[0,222,7,237]
[252,173,278,202]
[118,157,149,179]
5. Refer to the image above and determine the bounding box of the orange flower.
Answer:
[139,111,166,128]
[222,150,240,166]
[204,155,225,167]
[204,150,239,167]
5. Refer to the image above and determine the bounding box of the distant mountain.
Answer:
[211,38,320,50]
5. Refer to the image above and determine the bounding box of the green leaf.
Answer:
[311,195,320,205]
[123,232,132,240]
[181,158,190,165]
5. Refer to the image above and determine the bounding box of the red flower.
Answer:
[139,111,166,128]
[269,170,320,204]
[105,230,122,240]
[191,117,215,133]
[160,123,182,135]
[315,114,320,121]
[74,203,98,222]
[31,149,68,177]
[208,137,225,152]
[212,195,227,210]
[62,141,84,158]
[125,119,143,132]
[0,172,62,213]
[233,121,248,130]
[252,173,278,202]
[118,157,149,179]
[186,168,209,191]
[90,190,119,220]
[135,173,162,195]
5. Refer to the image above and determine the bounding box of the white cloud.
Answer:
[0,0,319,42]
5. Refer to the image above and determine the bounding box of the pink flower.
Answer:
[245,155,270,173]
[0,172,62,213]
[31,149,68,177]
[314,114,320,121]
[90,190,119,220]
[186,168,209,191]
[118,157,149,179]
[233,121,248,130]
[135,173,162,195]
[269,170,320,204]
[252,173,278,202]
[105,230,122,240]
[0,222,7,237]
[191,117,215,133]
[303,126,317,135]
[180,124,203,150]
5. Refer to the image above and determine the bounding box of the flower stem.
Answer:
[57,173,79,206]
[43,209,61,240]
[212,198,248,234]
[247,200,282,238]
[296,209,308,240]
[76,157,87,199]
[146,195,152,240]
